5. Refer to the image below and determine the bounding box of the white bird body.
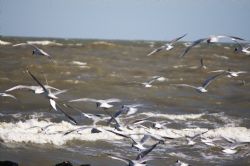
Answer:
[175,160,190,166]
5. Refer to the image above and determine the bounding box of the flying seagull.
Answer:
[107,104,143,124]
[180,35,245,57]
[5,85,65,95]
[210,69,247,78]
[64,104,109,126]
[13,43,53,60]
[107,141,162,166]
[26,69,77,125]
[233,40,250,55]
[173,73,226,93]
[175,160,190,166]
[69,98,121,109]
[141,76,165,88]
[147,33,187,56]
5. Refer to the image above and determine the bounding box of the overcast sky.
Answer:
[1,0,250,41]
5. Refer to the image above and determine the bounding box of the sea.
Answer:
[0,37,250,166]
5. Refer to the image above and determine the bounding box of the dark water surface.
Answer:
[0,37,250,166]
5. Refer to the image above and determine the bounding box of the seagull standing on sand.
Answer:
[13,43,53,60]
[147,33,187,56]
[27,69,77,125]
[173,73,226,93]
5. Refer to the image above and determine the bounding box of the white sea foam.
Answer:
[71,61,90,69]
[0,40,12,45]
[203,127,250,142]
[27,40,63,46]
[140,112,205,121]
[0,116,249,146]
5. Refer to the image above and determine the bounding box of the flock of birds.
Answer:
[1,34,250,166]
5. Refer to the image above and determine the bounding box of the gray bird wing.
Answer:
[136,141,160,160]
[27,69,48,94]
[169,33,187,44]
[202,72,226,88]
[180,38,207,57]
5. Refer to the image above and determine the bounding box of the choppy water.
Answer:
[0,37,250,166]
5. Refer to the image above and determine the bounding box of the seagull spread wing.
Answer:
[5,85,38,92]
[26,69,48,94]
[174,84,198,90]
[202,73,225,88]
[169,33,187,44]
[0,93,16,99]
[105,98,121,103]
[180,38,207,57]
[69,98,98,103]
[108,155,131,164]
[147,45,165,56]
[50,99,78,125]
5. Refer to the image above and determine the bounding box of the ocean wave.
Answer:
[26,40,63,46]
[0,40,12,45]
[0,118,249,146]
[140,112,205,120]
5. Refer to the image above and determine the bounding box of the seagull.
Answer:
[69,98,121,109]
[0,92,16,99]
[172,130,209,145]
[13,43,53,60]
[173,72,226,93]
[175,160,190,166]
[202,136,247,154]
[26,69,77,125]
[5,85,66,95]
[107,104,143,124]
[108,153,160,166]
[233,40,250,55]
[206,35,245,44]
[64,104,109,126]
[106,129,166,151]
[147,33,187,56]
[151,121,169,130]
[105,129,148,150]
[180,35,245,57]
[141,76,165,88]
[124,117,151,130]
[108,141,162,166]
[210,69,247,78]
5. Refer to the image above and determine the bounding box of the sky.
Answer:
[1,0,250,41]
